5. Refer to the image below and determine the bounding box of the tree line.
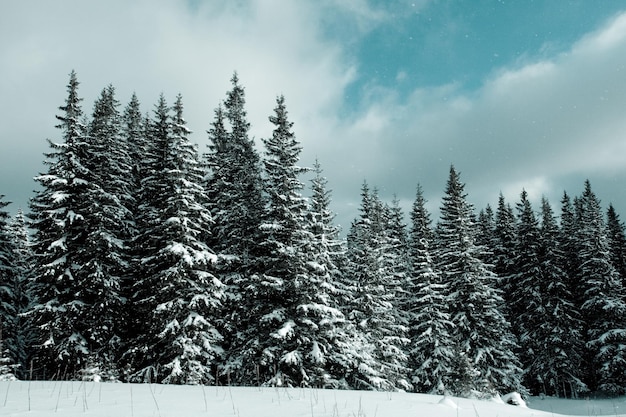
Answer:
[1,71,625,398]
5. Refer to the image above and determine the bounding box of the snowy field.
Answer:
[2,381,626,417]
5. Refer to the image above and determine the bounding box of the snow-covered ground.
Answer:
[1,381,625,417]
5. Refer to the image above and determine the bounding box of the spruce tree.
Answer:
[229,95,314,386]
[306,160,369,388]
[205,73,265,266]
[606,204,626,286]
[534,197,586,397]
[493,194,517,299]
[0,196,18,380]
[435,166,523,396]
[577,181,626,394]
[125,95,223,384]
[406,185,455,394]
[7,210,34,379]
[28,71,96,379]
[345,183,411,390]
[74,85,135,379]
[510,190,542,380]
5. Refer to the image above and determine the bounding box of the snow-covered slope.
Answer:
[1,381,625,417]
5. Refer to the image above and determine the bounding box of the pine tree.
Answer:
[7,210,34,379]
[205,73,265,266]
[493,194,517,295]
[227,95,313,386]
[476,205,496,265]
[204,76,266,384]
[28,71,95,379]
[74,85,135,380]
[606,204,626,286]
[125,95,224,384]
[406,185,455,394]
[121,92,148,218]
[345,183,411,390]
[0,196,18,380]
[306,160,369,388]
[559,192,582,304]
[509,190,542,384]
[577,181,626,394]
[435,166,523,396]
[533,197,586,397]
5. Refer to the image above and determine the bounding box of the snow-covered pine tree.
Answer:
[576,180,626,394]
[225,94,313,386]
[434,166,523,396]
[125,94,224,385]
[306,160,373,389]
[493,194,517,299]
[7,209,34,379]
[476,205,496,265]
[72,84,136,380]
[533,197,586,397]
[204,76,266,384]
[606,204,626,286]
[28,71,97,379]
[559,192,581,301]
[121,92,148,220]
[383,196,412,318]
[378,197,412,390]
[406,184,456,394]
[345,183,411,391]
[205,73,265,267]
[510,190,543,384]
[0,196,18,380]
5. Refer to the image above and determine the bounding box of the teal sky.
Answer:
[2,0,626,229]
[343,1,625,103]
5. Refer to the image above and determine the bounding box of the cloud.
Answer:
[330,10,626,218]
[2,0,626,231]
[0,0,357,211]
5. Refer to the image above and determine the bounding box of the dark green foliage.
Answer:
[28,71,97,379]
[435,166,523,396]
[607,204,626,286]
[345,184,411,391]
[576,181,626,394]
[407,185,456,394]
[124,95,223,384]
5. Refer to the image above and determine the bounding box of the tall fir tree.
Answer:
[406,185,456,394]
[435,166,523,396]
[205,73,265,266]
[493,194,517,299]
[7,209,34,379]
[606,204,626,286]
[0,196,18,380]
[204,76,266,384]
[534,197,586,397]
[227,95,314,386]
[345,183,411,390]
[510,190,543,380]
[576,181,626,394]
[28,71,97,379]
[72,84,136,379]
[124,95,224,384]
[559,192,582,302]
[306,160,370,388]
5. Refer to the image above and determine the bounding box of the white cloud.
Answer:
[2,0,626,226]
[0,0,358,211]
[335,9,626,214]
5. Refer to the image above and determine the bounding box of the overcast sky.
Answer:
[2,0,626,230]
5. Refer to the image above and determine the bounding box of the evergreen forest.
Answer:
[1,71,626,399]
